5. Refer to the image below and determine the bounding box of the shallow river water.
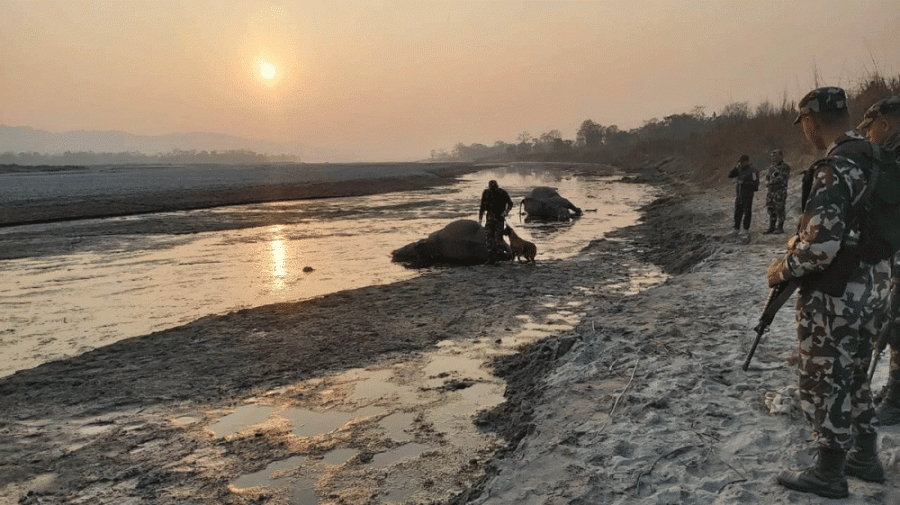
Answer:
[1,164,664,504]
[0,165,654,377]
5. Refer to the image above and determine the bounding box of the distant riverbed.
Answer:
[0,162,486,228]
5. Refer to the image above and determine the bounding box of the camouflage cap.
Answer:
[793,87,848,124]
[857,95,900,130]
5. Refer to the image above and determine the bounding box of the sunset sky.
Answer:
[2,1,899,161]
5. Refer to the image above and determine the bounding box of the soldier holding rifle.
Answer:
[765,87,891,498]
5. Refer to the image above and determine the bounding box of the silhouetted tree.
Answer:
[576,120,603,148]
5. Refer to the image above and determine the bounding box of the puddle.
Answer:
[209,404,276,437]
[347,369,420,404]
[378,412,416,442]
[370,443,429,468]
[381,486,416,504]
[218,307,602,502]
[322,448,357,466]
[287,483,320,505]
[231,456,318,504]
[172,416,200,426]
[282,408,356,438]
[423,355,490,385]
[232,456,307,489]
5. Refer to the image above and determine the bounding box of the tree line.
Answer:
[432,72,900,184]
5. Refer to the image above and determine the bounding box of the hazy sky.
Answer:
[2,1,899,161]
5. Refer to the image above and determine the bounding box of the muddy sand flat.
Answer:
[3,158,900,504]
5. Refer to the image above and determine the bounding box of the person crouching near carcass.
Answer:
[478,180,513,265]
[767,87,891,498]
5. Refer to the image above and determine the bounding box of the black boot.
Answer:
[776,447,848,499]
[877,378,900,426]
[774,217,785,234]
[764,216,776,234]
[845,433,885,483]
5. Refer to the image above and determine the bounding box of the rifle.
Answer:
[867,323,893,383]
[867,296,900,382]
[743,279,800,371]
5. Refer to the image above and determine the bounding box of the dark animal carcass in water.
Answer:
[391,219,511,268]
[520,187,582,221]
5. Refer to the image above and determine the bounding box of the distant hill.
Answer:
[0,125,350,162]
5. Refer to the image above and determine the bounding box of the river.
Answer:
[0,164,656,377]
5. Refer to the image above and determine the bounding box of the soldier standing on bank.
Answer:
[763,149,790,234]
[857,96,900,425]
[728,154,759,237]
[767,87,891,498]
[478,180,513,265]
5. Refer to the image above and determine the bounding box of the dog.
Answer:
[503,225,537,263]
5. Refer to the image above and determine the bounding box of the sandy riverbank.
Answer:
[0,162,495,228]
[3,158,899,504]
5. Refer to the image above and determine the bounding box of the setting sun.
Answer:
[259,62,276,80]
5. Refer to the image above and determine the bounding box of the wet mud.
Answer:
[1,161,707,505]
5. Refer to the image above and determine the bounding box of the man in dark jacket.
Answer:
[728,154,759,236]
[478,180,513,265]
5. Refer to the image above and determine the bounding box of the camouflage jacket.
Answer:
[765,162,790,190]
[479,187,513,220]
[774,132,870,282]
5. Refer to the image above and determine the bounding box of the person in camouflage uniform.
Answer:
[767,87,892,498]
[857,96,900,425]
[763,149,790,234]
[478,180,513,265]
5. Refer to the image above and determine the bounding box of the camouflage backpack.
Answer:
[802,138,900,264]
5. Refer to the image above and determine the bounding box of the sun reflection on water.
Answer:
[271,226,286,291]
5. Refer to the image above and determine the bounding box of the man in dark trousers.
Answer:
[728,154,759,237]
[478,180,513,265]
[857,96,900,425]
[768,87,891,498]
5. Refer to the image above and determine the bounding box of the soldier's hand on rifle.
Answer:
[766,258,791,287]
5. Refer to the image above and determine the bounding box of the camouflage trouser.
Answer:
[766,187,788,226]
[484,213,505,262]
[888,255,900,380]
[796,259,891,450]
[890,346,900,381]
